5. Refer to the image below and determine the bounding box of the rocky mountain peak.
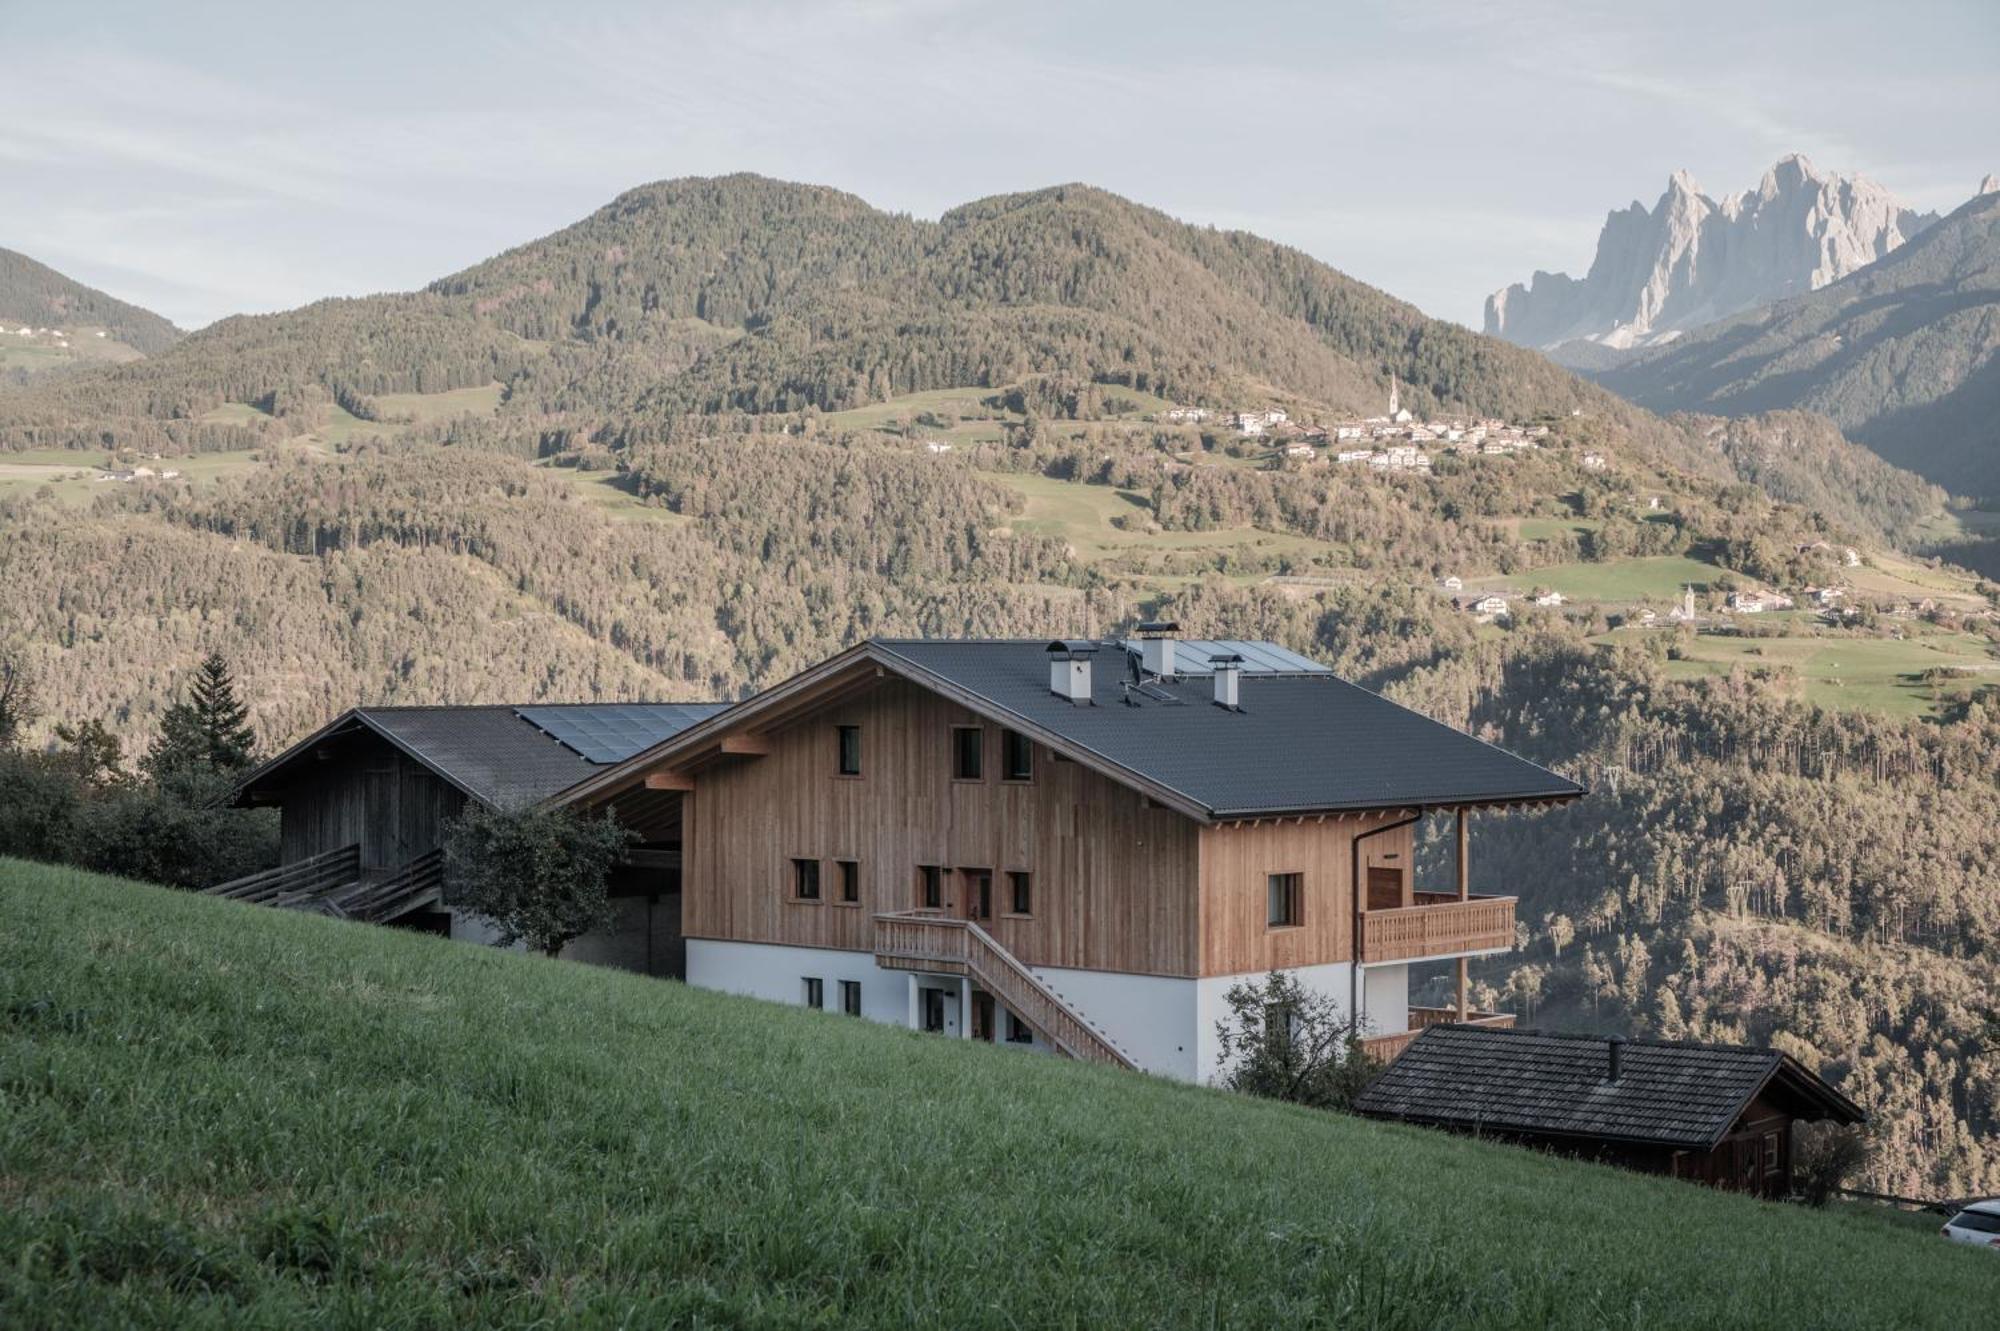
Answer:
[1979,173,2000,197]
[1486,156,1942,356]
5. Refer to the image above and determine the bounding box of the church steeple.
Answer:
[1388,373,1400,418]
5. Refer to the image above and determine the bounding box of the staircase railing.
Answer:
[320,849,446,923]
[205,844,360,906]
[874,911,1139,1071]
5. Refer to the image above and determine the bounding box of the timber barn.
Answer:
[1354,1026,1867,1196]
[221,702,725,973]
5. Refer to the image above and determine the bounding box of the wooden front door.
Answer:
[961,869,993,923]
[920,987,947,1034]
[1366,866,1405,912]
[971,992,995,1042]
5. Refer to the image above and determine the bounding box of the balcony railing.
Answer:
[1361,1007,1516,1063]
[1357,893,1515,964]
[874,911,1138,1070]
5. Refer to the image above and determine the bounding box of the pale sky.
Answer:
[4,0,1996,331]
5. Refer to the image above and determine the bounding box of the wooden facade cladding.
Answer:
[277,737,465,872]
[680,678,1202,977]
[1195,815,1412,977]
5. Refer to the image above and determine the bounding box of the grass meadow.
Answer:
[2,859,1994,1327]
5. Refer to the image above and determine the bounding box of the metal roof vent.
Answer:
[1046,640,1097,704]
[1209,653,1243,709]
[1136,619,1180,679]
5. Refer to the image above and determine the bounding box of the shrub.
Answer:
[1792,1122,1870,1206]
[442,804,630,956]
[1213,970,1381,1111]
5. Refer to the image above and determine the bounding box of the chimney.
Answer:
[1606,1034,1626,1083]
[1046,640,1096,704]
[1209,652,1242,709]
[1137,619,1180,678]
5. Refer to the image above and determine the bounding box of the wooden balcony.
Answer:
[1362,1007,1516,1063]
[1357,892,1516,964]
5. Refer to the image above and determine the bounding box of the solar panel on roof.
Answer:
[513,703,729,765]
[1117,638,1330,675]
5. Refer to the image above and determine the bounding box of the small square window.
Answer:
[836,725,861,777]
[803,977,824,1009]
[919,864,943,910]
[793,858,821,902]
[1008,870,1032,916]
[1266,872,1302,928]
[840,979,862,1016]
[1006,1012,1034,1044]
[1002,729,1033,782]
[951,726,984,780]
[837,859,860,904]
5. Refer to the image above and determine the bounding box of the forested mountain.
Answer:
[1597,189,2000,500]
[1,172,1995,1195]
[0,246,183,355]
[0,174,1708,475]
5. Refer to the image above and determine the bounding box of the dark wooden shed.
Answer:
[1354,1026,1865,1198]
[219,702,726,976]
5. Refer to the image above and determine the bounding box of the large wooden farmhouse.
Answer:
[220,630,1583,1080]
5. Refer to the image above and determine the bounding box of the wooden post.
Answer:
[1456,809,1469,900]
[1456,809,1470,1021]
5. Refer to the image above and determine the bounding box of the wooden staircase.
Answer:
[206,844,361,907]
[874,911,1139,1070]
[205,845,444,925]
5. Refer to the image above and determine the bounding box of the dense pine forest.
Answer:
[1,173,1995,1196]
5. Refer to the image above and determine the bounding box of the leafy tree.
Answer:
[1792,1123,1871,1207]
[443,804,630,957]
[1213,970,1381,1111]
[145,652,256,791]
[52,719,126,790]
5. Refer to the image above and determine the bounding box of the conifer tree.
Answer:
[146,652,256,784]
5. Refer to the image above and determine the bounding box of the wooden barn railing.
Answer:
[1358,894,1516,964]
[1361,1008,1515,1064]
[205,844,360,906]
[874,912,1139,1071]
[321,849,446,924]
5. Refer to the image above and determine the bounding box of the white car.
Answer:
[1941,1199,2000,1251]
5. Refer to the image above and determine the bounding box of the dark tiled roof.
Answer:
[1354,1026,1863,1150]
[873,639,1581,818]
[238,703,727,810]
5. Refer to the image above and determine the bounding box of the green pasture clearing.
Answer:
[375,381,506,423]
[0,447,263,504]
[1,859,1991,1327]
[1653,629,2000,717]
[994,471,1347,579]
[1517,554,1721,603]
[541,463,689,525]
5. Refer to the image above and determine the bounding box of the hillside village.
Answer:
[1184,377,1553,474]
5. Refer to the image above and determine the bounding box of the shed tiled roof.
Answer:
[1353,1026,1863,1150]
[236,703,728,810]
[873,639,1582,818]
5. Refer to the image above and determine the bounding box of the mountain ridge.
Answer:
[0,172,1710,476]
[1594,188,2000,499]
[1486,155,1938,357]
[0,246,183,355]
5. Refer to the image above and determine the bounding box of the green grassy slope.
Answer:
[3,860,1993,1327]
